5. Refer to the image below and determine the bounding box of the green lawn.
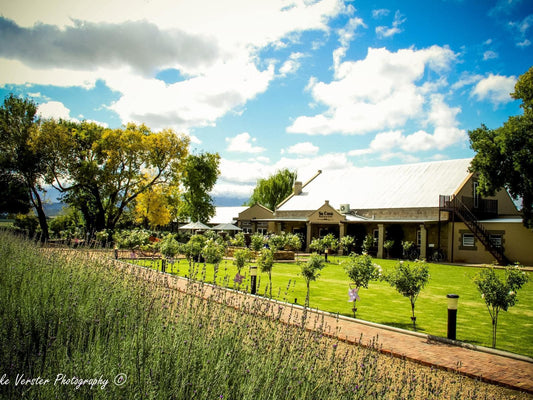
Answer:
[132,255,533,357]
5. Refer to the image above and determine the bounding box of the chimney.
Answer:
[293,181,303,195]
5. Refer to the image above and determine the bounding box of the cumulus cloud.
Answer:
[347,94,466,158]
[226,132,266,154]
[286,142,319,155]
[0,17,218,76]
[375,10,406,38]
[0,0,346,131]
[37,101,73,120]
[287,45,457,136]
[471,73,517,104]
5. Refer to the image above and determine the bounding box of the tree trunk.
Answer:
[29,186,49,243]
[305,280,310,308]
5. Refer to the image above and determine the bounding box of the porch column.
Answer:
[306,223,312,252]
[419,224,427,260]
[377,224,385,259]
[339,223,346,254]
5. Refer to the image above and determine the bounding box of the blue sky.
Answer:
[1,0,532,204]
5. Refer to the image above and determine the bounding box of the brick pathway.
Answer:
[114,260,533,395]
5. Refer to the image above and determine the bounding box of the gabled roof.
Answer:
[277,158,473,212]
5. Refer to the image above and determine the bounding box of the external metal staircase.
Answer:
[439,195,510,265]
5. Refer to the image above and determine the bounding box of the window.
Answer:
[416,230,422,247]
[257,228,267,235]
[462,233,475,247]
[242,228,252,234]
[490,234,502,248]
[373,229,379,246]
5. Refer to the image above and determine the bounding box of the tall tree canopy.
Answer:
[248,168,297,211]
[180,152,221,223]
[469,66,533,229]
[0,94,49,240]
[37,120,190,233]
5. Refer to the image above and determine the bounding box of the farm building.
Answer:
[234,158,533,266]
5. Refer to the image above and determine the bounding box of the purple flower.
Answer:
[348,287,360,302]
[234,273,244,284]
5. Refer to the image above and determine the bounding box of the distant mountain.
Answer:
[43,202,65,217]
[213,196,249,207]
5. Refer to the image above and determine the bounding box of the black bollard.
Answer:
[446,294,459,340]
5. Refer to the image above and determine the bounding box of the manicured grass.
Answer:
[135,255,533,357]
[3,232,527,399]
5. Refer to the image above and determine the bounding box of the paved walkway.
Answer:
[114,259,533,395]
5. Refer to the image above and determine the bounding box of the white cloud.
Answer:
[287,45,457,136]
[279,52,306,76]
[375,10,406,38]
[483,50,498,60]
[0,0,346,131]
[471,73,516,105]
[37,101,73,120]
[451,73,484,91]
[508,14,533,47]
[286,142,319,155]
[225,132,266,154]
[347,94,466,156]
[216,152,353,198]
[372,9,390,19]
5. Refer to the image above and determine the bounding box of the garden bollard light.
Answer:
[161,258,166,273]
[114,247,118,260]
[447,294,459,340]
[250,265,257,295]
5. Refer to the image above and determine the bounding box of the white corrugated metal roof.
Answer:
[210,206,247,224]
[277,158,472,212]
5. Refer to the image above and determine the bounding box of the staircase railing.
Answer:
[439,195,509,265]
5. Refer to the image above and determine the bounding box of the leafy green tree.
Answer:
[474,265,529,348]
[248,168,297,211]
[268,233,287,252]
[343,253,381,318]
[383,260,430,330]
[257,248,275,297]
[180,152,220,224]
[301,253,325,308]
[37,120,190,234]
[469,67,533,228]
[0,94,49,241]
[0,172,31,214]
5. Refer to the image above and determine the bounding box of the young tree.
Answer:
[180,152,220,224]
[301,253,325,308]
[340,235,355,255]
[0,94,49,241]
[257,248,274,298]
[469,67,533,228]
[474,265,529,348]
[248,168,297,211]
[343,254,381,318]
[383,260,430,330]
[233,248,252,288]
[202,238,226,283]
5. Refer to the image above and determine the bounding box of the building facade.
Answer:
[235,158,532,266]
